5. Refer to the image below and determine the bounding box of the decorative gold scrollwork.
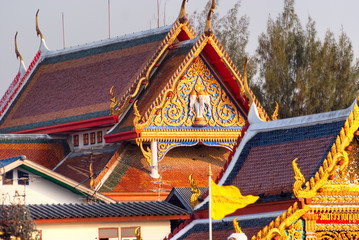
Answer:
[316,231,359,240]
[292,104,359,199]
[151,57,245,128]
[136,139,151,166]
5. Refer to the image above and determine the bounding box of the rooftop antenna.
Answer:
[108,0,111,39]
[163,0,166,26]
[62,12,66,48]
[157,0,160,28]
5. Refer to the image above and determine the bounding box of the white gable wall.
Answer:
[0,167,86,204]
[38,220,170,240]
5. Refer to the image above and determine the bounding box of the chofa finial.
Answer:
[36,9,44,39]
[14,32,23,61]
[204,0,215,36]
[179,0,189,23]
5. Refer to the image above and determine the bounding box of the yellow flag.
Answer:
[211,178,259,220]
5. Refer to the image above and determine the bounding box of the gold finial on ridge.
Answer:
[189,173,201,209]
[36,9,44,39]
[14,32,23,61]
[204,0,215,36]
[271,101,279,120]
[233,217,243,233]
[135,227,143,240]
[179,0,189,23]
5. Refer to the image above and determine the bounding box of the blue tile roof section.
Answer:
[224,120,346,187]
[27,201,190,220]
[0,156,21,167]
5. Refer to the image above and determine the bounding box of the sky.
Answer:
[0,0,358,98]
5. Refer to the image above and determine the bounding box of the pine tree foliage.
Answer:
[189,1,257,82]
[256,0,359,118]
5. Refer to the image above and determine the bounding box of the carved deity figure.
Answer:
[188,87,211,127]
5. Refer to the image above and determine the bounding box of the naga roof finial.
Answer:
[14,32,23,61]
[178,0,189,23]
[204,0,215,36]
[36,9,44,39]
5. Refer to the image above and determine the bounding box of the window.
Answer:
[18,170,29,185]
[97,131,103,143]
[90,132,96,145]
[73,135,79,147]
[99,228,119,240]
[121,227,139,240]
[83,133,89,145]
[3,170,13,185]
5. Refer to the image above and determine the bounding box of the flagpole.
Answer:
[209,165,212,240]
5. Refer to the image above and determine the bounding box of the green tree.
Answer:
[189,1,257,82]
[0,201,40,240]
[256,0,359,118]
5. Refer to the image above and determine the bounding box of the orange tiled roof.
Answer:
[0,142,67,169]
[100,143,229,195]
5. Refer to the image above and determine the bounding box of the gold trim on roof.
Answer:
[292,104,359,199]
[136,34,209,130]
[110,17,196,116]
[208,35,269,121]
[252,202,309,240]
[139,129,240,142]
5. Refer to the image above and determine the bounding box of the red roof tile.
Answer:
[0,142,67,169]
[1,35,164,131]
[232,136,334,197]
[54,146,119,187]
[101,143,229,194]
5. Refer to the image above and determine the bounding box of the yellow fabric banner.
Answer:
[211,178,259,220]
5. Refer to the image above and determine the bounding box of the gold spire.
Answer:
[178,0,189,23]
[189,173,201,209]
[271,101,279,120]
[233,217,243,233]
[36,9,44,39]
[135,227,143,240]
[204,0,215,36]
[14,32,23,61]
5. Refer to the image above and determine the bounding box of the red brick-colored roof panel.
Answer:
[232,136,334,197]
[2,41,161,130]
[0,143,67,169]
[108,144,229,193]
[54,150,116,187]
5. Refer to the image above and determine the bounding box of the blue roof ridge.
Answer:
[249,100,355,133]
[42,25,173,59]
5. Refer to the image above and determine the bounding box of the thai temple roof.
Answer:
[2,1,359,239]
[169,102,356,239]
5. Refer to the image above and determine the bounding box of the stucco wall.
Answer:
[0,167,85,204]
[37,220,171,240]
